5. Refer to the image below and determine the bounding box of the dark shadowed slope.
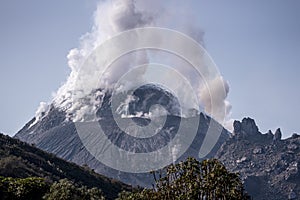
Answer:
[0,133,131,200]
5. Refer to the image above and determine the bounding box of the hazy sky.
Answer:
[0,0,299,138]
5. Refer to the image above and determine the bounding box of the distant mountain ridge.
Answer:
[215,118,300,200]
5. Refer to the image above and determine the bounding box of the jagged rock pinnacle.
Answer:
[274,128,282,141]
[233,117,260,137]
[216,119,300,200]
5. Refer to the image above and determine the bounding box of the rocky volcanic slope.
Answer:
[14,85,230,187]
[0,133,130,200]
[215,118,300,200]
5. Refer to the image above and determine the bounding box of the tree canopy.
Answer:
[0,158,250,200]
[117,158,251,200]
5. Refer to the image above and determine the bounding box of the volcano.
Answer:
[14,84,230,186]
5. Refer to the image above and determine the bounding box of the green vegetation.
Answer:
[0,133,251,199]
[0,177,105,200]
[0,158,251,200]
[0,177,48,200]
[0,133,130,199]
[44,179,105,200]
[117,158,251,200]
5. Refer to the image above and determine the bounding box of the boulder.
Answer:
[237,156,247,164]
[253,147,263,154]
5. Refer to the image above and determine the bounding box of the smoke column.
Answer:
[35,0,233,130]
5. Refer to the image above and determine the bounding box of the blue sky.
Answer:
[0,0,299,138]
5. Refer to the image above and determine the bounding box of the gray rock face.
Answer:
[14,85,230,187]
[233,120,242,133]
[274,128,282,141]
[292,133,300,139]
[233,117,259,137]
[216,118,300,200]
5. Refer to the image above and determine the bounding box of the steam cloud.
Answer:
[34,0,233,130]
